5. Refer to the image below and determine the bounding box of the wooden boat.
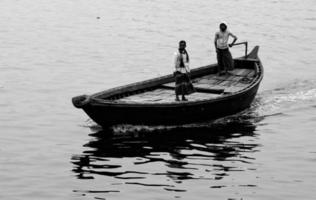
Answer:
[72,44,263,127]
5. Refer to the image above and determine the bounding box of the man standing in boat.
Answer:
[173,40,194,101]
[214,21,238,75]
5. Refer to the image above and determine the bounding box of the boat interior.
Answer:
[99,58,260,103]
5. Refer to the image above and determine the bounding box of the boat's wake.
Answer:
[253,79,316,115]
[84,79,316,134]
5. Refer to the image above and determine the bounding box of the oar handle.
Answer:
[232,41,248,57]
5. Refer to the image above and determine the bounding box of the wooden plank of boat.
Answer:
[229,68,252,76]
[161,83,225,94]
[194,78,219,85]
[120,88,220,103]
[72,46,263,126]
[192,68,256,89]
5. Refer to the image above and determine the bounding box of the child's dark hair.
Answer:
[179,40,186,45]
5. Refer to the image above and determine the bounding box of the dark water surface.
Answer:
[0,0,316,199]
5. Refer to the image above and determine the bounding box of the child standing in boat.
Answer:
[214,21,238,75]
[173,40,194,101]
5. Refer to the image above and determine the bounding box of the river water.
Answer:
[0,0,316,199]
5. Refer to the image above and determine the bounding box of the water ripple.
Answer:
[72,119,260,196]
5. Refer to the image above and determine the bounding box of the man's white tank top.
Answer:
[216,31,230,49]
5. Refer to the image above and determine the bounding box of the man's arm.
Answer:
[174,52,180,71]
[228,32,238,47]
[185,61,190,73]
[214,33,218,52]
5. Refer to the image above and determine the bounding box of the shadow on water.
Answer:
[76,120,258,160]
[71,114,262,197]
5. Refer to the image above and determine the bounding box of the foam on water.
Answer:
[253,80,316,115]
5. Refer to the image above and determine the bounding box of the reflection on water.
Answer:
[71,116,260,197]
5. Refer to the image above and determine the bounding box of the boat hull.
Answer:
[83,83,259,126]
